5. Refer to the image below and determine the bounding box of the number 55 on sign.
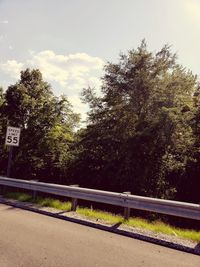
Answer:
[5,126,21,147]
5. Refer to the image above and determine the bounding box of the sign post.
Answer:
[5,126,21,177]
[6,146,13,177]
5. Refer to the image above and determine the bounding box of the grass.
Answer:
[5,192,32,202]
[4,191,200,242]
[77,207,200,242]
[126,218,200,242]
[36,197,71,211]
[77,207,124,224]
[5,192,72,211]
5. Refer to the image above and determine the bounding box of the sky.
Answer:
[0,0,200,122]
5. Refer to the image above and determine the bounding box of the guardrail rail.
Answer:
[0,176,199,220]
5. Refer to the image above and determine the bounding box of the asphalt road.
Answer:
[0,203,199,267]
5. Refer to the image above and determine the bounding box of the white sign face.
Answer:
[5,126,21,146]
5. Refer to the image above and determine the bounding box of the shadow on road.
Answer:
[111,222,122,229]
[194,243,200,254]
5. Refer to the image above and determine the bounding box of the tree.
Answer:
[1,69,80,182]
[178,83,200,203]
[0,87,8,174]
[74,41,198,199]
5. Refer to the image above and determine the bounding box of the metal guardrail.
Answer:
[0,176,199,220]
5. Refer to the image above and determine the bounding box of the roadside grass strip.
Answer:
[77,207,124,224]
[36,197,72,211]
[5,192,32,202]
[5,192,72,211]
[126,219,200,242]
[4,191,200,242]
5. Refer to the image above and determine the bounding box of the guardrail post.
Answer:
[31,180,38,201]
[0,185,6,196]
[70,184,79,211]
[123,191,131,220]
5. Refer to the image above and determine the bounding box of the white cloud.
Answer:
[184,0,200,24]
[0,34,7,42]
[0,60,24,78]
[68,95,89,122]
[26,50,104,89]
[0,50,104,120]
[0,20,8,24]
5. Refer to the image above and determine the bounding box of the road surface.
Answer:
[0,203,199,267]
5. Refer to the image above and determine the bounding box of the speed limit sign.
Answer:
[5,126,21,146]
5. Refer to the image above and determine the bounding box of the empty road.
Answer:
[0,203,199,267]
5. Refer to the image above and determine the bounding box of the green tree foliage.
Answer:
[0,44,199,204]
[0,87,8,170]
[0,69,80,182]
[178,84,200,203]
[73,41,198,200]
